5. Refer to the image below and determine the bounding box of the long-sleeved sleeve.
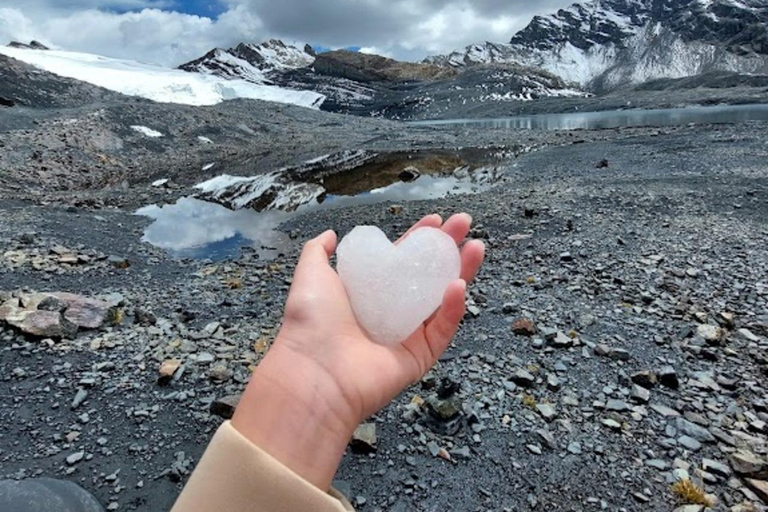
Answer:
[171,421,354,512]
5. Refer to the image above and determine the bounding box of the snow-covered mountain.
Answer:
[427,0,768,91]
[179,39,316,84]
[0,44,325,108]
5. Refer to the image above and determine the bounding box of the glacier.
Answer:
[0,46,326,109]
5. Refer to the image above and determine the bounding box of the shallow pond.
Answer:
[137,152,500,261]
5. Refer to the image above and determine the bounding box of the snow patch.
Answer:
[131,125,164,138]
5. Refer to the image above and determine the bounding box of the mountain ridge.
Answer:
[427,0,768,91]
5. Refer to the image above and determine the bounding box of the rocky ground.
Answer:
[2,109,768,512]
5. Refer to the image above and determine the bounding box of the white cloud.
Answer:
[0,0,575,66]
[0,5,264,66]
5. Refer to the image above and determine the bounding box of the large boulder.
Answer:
[0,292,115,338]
[0,477,104,512]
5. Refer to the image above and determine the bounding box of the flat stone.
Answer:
[7,309,76,338]
[210,394,241,419]
[536,403,557,422]
[527,444,542,455]
[66,451,85,465]
[676,418,715,443]
[729,450,767,477]
[630,385,650,404]
[678,435,702,451]
[511,369,536,388]
[606,399,630,412]
[736,328,760,342]
[702,458,732,478]
[53,293,113,330]
[350,423,377,454]
[745,479,768,503]
[567,442,582,454]
[602,418,622,431]
[646,459,669,470]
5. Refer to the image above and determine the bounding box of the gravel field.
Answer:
[2,110,768,512]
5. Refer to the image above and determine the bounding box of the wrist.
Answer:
[231,342,357,491]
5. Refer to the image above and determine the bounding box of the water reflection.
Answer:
[411,104,768,131]
[137,173,492,261]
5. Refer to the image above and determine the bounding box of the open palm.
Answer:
[275,213,485,425]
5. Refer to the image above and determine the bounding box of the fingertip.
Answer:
[316,229,337,256]
[428,213,443,225]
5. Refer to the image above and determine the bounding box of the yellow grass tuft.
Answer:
[671,479,714,508]
[109,308,124,326]
[522,394,537,408]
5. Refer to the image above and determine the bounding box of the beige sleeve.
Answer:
[171,421,354,512]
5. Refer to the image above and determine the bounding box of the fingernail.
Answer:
[459,279,467,291]
[463,213,473,224]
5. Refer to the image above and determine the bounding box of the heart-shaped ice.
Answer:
[337,226,461,346]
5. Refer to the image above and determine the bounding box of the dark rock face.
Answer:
[7,41,49,50]
[313,50,458,83]
[509,0,768,56]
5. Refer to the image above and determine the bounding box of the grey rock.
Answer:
[71,388,88,410]
[66,451,85,465]
[606,399,630,412]
[630,385,650,403]
[536,403,557,422]
[350,423,377,454]
[676,418,714,442]
[701,458,732,478]
[0,478,104,512]
[511,369,536,388]
[678,435,702,451]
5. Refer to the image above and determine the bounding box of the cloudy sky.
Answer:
[0,0,574,66]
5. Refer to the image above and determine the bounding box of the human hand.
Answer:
[232,213,485,490]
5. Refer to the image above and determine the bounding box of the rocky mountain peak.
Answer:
[178,39,316,83]
[427,0,768,91]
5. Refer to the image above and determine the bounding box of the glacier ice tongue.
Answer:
[337,226,460,346]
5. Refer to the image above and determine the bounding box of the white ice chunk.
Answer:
[131,125,163,138]
[337,226,460,346]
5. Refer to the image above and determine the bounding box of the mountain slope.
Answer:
[179,40,587,119]
[0,45,325,109]
[427,0,768,91]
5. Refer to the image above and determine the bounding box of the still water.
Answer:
[410,103,768,131]
[137,172,493,261]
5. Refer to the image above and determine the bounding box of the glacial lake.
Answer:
[410,103,768,131]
